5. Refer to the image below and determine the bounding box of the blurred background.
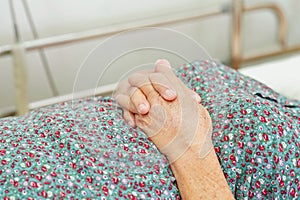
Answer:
[0,0,299,115]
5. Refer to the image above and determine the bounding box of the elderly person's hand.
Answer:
[115,59,212,162]
[115,59,234,199]
[114,59,201,128]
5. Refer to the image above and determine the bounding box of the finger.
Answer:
[148,73,177,101]
[154,59,191,94]
[154,59,174,78]
[114,79,130,98]
[114,69,154,97]
[130,87,150,114]
[115,94,138,113]
[123,109,136,127]
[128,73,159,102]
[135,104,166,138]
[155,59,172,69]
[154,59,186,87]
[132,69,153,75]
[190,90,201,103]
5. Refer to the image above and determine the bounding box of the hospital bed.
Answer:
[0,0,299,117]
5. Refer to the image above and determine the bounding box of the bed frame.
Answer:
[1,0,300,117]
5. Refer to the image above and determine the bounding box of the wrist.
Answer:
[169,148,234,200]
[164,122,213,164]
[170,146,215,170]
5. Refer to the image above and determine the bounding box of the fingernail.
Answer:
[192,94,201,103]
[138,103,148,114]
[155,59,171,68]
[165,89,176,98]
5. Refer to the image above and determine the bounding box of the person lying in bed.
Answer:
[0,59,299,199]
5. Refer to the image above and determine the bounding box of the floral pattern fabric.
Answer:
[0,60,299,199]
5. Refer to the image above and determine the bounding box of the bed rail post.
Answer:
[242,3,289,62]
[8,0,29,115]
[12,44,29,115]
[231,0,243,70]
[231,0,294,67]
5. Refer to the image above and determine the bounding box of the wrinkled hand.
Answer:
[114,59,201,127]
[115,60,212,162]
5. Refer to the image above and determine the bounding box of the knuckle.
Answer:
[149,73,168,89]
[128,87,139,98]
[128,73,147,87]
[115,94,124,104]
[131,91,143,103]
[116,79,128,91]
[149,72,164,82]
[135,114,151,127]
[113,91,119,98]
[149,72,161,79]
[115,95,122,104]
[146,90,160,102]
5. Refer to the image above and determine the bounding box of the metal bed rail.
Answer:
[1,0,300,117]
[0,6,225,56]
[0,5,228,117]
[231,0,300,69]
[0,83,117,117]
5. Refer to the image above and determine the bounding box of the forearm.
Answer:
[170,148,234,200]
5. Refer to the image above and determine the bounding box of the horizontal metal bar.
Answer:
[0,6,227,117]
[243,44,300,63]
[231,1,291,69]
[243,3,287,48]
[0,83,117,117]
[0,106,15,118]
[29,83,117,109]
[0,7,226,56]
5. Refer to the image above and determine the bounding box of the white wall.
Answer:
[0,0,300,109]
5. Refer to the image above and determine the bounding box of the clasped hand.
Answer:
[115,59,213,162]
